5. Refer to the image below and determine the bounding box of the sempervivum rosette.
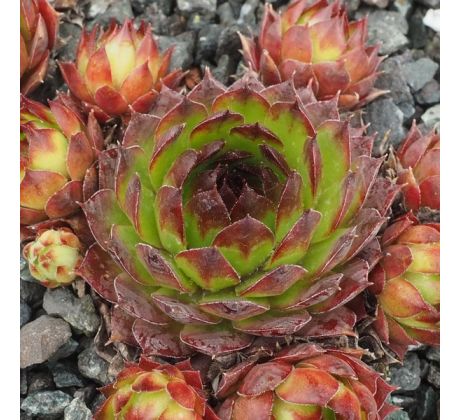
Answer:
[240,0,385,109]
[22,228,83,288]
[215,343,397,419]
[396,121,440,211]
[96,356,218,419]
[20,95,103,225]
[369,213,440,359]
[79,72,399,358]
[20,0,59,95]
[59,20,184,121]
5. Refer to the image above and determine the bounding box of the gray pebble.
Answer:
[415,79,440,105]
[427,364,440,388]
[401,57,439,92]
[52,364,85,388]
[417,385,439,419]
[21,370,28,395]
[28,370,55,393]
[177,0,217,14]
[21,316,72,368]
[64,398,92,420]
[49,338,80,363]
[415,0,439,7]
[213,55,235,85]
[157,32,196,70]
[196,24,222,63]
[409,8,429,49]
[90,393,106,414]
[366,10,409,55]
[21,390,72,417]
[386,410,411,420]
[421,104,440,129]
[393,0,412,17]
[218,2,236,25]
[20,300,31,327]
[390,353,421,391]
[43,288,100,337]
[88,0,133,26]
[365,97,406,152]
[426,347,440,362]
[363,0,389,8]
[216,23,251,60]
[20,278,45,306]
[78,347,111,385]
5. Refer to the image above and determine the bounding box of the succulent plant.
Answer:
[95,356,218,419]
[396,121,440,211]
[20,0,59,95]
[239,0,385,109]
[78,72,399,357]
[23,228,83,288]
[20,95,103,226]
[58,20,184,121]
[370,213,440,359]
[215,343,397,419]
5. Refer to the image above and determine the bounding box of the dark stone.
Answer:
[21,370,28,395]
[28,370,55,393]
[48,338,80,363]
[57,23,81,62]
[64,398,92,420]
[218,2,236,25]
[375,55,415,121]
[213,55,235,84]
[364,97,406,153]
[416,385,439,420]
[21,316,72,368]
[20,300,31,327]
[426,347,440,362]
[343,0,361,13]
[401,57,439,92]
[427,364,440,388]
[238,0,259,27]
[77,347,111,385]
[43,288,100,337]
[390,352,421,391]
[415,0,439,7]
[386,410,411,420]
[365,10,409,55]
[216,23,251,60]
[73,385,97,405]
[157,32,196,70]
[52,364,85,388]
[88,0,134,26]
[132,0,173,16]
[177,0,217,14]
[196,24,223,63]
[21,391,72,417]
[186,12,217,31]
[409,8,428,49]
[20,279,45,306]
[425,33,440,63]
[415,79,440,105]
[90,393,106,414]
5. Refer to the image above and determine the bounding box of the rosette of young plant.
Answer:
[369,213,440,359]
[239,0,385,109]
[58,19,184,122]
[215,343,397,419]
[23,227,83,288]
[95,356,219,419]
[78,72,399,358]
[396,121,440,212]
[20,0,59,95]
[20,95,103,226]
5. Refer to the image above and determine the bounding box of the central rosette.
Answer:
[80,73,395,356]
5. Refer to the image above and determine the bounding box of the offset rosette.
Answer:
[20,95,103,225]
[80,72,398,357]
[23,228,83,288]
[20,0,59,95]
[370,213,440,358]
[95,356,218,419]
[396,121,440,211]
[216,343,397,419]
[240,0,384,109]
[59,20,183,121]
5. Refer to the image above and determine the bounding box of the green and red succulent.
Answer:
[20,0,59,95]
[20,95,103,226]
[370,213,440,358]
[77,72,399,357]
[240,0,385,109]
[58,19,184,121]
[95,356,218,419]
[216,343,397,419]
[23,227,83,288]
[396,122,440,212]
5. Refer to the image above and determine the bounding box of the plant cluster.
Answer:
[19,0,440,418]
